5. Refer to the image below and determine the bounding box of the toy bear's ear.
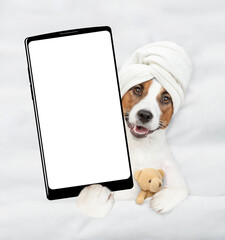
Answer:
[134,170,142,180]
[158,169,165,178]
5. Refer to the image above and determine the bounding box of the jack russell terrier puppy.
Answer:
[76,41,193,217]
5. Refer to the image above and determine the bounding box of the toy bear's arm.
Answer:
[136,190,147,204]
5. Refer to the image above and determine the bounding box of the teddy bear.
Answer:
[134,168,165,205]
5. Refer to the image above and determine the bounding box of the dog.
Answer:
[76,77,188,217]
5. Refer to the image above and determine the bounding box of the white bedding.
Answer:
[1,0,225,239]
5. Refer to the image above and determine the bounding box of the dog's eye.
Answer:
[149,180,151,183]
[132,85,143,96]
[161,95,171,104]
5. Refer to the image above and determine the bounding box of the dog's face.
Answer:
[122,79,173,139]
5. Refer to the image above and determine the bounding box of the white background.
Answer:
[29,31,130,189]
[1,0,225,239]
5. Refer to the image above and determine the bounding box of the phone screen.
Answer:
[28,30,131,190]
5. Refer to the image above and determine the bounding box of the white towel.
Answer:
[119,41,193,114]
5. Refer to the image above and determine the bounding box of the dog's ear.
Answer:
[158,169,165,178]
[134,170,142,180]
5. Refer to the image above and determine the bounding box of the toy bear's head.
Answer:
[134,168,165,193]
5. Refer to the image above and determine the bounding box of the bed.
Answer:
[1,0,225,239]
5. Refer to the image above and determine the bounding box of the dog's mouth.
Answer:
[131,125,153,138]
[126,119,156,138]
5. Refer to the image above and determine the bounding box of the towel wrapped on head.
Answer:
[119,41,193,114]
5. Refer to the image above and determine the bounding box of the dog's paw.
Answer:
[76,184,114,218]
[150,187,188,214]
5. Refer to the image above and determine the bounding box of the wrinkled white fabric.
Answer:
[119,41,193,114]
[1,0,225,239]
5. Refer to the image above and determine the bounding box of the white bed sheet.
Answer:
[1,197,225,240]
[1,0,225,239]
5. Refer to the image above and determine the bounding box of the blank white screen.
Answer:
[29,31,130,189]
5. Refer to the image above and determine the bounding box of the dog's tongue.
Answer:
[134,125,149,135]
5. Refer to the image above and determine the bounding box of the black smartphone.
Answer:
[25,26,133,200]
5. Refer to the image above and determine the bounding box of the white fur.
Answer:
[76,185,114,218]
[128,78,161,131]
[76,79,188,217]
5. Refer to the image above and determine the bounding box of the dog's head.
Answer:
[122,78,173,139]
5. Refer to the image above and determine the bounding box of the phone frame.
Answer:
[24,26,133,200]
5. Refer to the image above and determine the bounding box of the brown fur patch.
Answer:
[157,88,173,129]
[122,80,153,115]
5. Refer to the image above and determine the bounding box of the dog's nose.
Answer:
[159,183,162,187]
[137,110,153,123]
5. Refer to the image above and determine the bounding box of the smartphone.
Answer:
[25,26,133,200]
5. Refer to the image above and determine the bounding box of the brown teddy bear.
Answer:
[134,168,165,205]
